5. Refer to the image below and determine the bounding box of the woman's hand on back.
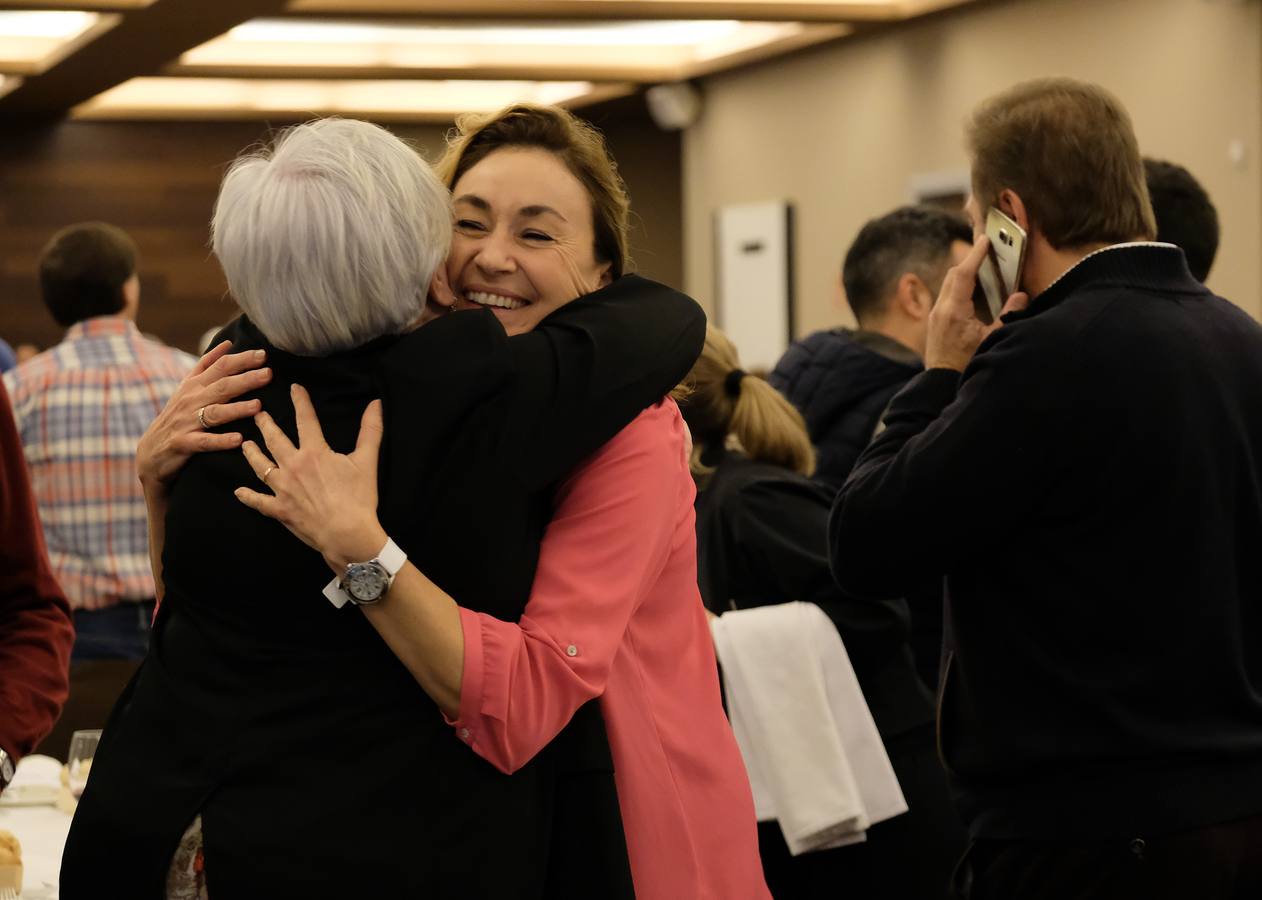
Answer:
[137,340,272,494]
[235,384,388,574]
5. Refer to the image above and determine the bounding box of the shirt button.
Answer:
[458,728,471,741]
[566,644,579,657]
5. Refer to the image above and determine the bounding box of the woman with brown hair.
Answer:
[239,104,768,899]
[682,324,966,899]
[101,107,769,899]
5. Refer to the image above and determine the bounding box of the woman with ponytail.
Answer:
[681,326,816,488]
[680,324,966,900]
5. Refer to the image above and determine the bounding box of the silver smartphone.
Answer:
[973,207,1027,324]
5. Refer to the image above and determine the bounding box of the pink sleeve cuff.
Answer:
[444,606,487,751]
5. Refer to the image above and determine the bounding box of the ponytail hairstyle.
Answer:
[677,324,815,486]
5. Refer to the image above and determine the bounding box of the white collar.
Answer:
[1042,241,1178,295]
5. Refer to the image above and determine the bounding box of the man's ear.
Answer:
[894,272,932,320]
[121,273,140,314]
[997,189,1031,234]
[428,266,458,309]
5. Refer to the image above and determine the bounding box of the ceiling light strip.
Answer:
[281,0,907,24]
[71,76,637,121]
[0,0,152,9]
[0,11,119,76]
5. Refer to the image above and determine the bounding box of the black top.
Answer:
[694,450,933,740]
[61,276,706,899]
[770,329,945,689]
[830,246,1262,840]
[769,328,922,489]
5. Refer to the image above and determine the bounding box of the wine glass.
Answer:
[67,729,102,799]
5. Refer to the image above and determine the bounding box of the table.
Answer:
[0,804,72,899]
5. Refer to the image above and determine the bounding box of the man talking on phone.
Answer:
[829,77,1262,900]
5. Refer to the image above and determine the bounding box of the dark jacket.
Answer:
[830,246,1262,840]
[770,329,944,690]
[694,450,933,740]
[61,276,705,899]
[769,329,922,490]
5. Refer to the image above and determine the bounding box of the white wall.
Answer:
[684,0,1262,339]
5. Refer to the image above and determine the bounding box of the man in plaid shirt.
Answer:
[4,222,195,661]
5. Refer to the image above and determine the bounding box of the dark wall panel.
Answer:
[0,121,297,354]
[585,97,685,292]
[0,103,681,356]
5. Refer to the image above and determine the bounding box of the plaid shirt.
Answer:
[3,317,195,610]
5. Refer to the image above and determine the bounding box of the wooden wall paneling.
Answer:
[1,120,271,354]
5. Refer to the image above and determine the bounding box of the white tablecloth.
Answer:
[0,804,72,899]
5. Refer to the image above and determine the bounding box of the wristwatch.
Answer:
[322,537,407,609]
[0,747,14,791]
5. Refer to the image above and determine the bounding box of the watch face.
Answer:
[346,561,389,604]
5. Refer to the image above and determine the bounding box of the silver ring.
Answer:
[262,465,276,485]
[197,406,210,430]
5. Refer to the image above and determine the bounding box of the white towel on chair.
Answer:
[711,601,907,855]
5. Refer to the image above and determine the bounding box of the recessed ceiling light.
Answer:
[227,19,749,47]
[0,10,116,75]
[72,77,633,121]
[174,17,835,82]
[284,0,899,17]
[0,10,98,38]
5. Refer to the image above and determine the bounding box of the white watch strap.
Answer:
[323,537,407,609]
[375,537,407,578]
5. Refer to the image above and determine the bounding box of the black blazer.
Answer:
[61,276,706,899]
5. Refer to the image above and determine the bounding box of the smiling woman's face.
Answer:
[446,146,612,336]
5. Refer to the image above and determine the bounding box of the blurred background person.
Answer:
[769,206,972,491]
[1144,157,1220,284]
[0,378,75,795]
[3,222,194,663]
[0,339,16,374]
[684,324,964,899]
[771,206,972,690]
[3,222,194,758]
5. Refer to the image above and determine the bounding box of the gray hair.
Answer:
[212,118,452,356]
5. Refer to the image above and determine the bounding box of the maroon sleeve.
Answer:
[0,379,73,763]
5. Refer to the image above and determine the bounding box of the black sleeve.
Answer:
[503,274,706,490]
[828,322,1075,601]
[723,477,912,677]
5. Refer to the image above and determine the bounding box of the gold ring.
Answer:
[262,465,276,485]
[197,406,210,429]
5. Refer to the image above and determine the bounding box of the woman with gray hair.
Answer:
[60,117,703,898]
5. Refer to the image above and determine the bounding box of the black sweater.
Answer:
[829,245,1262,840]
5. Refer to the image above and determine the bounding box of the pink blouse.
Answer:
[450,398,770,899]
